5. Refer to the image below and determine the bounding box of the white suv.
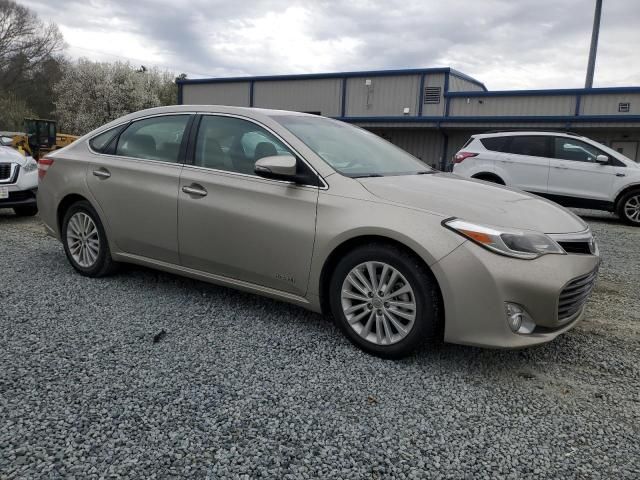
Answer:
[0,146,39,216]
[452,131,640,225]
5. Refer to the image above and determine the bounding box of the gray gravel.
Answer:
[1,209,639,479]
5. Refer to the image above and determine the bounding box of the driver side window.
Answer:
[194,116,293,175]
[553,138,602,163]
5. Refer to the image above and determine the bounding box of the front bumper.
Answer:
[0,187,38,209]
[432,240,600,348]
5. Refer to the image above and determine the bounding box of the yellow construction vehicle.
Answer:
[11,118,78,159]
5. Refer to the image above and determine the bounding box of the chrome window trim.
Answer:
[180,163,322,191]
[86,111,328,190]
[194,112,328,190]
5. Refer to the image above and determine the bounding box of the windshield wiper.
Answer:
[415,170,436,175]
[351,173,384,178]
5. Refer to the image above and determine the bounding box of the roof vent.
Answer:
[424,87,441,104]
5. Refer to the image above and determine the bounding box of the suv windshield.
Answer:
[272,115,432,177]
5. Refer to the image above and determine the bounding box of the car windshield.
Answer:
[271,114,433,177]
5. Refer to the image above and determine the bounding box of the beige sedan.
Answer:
[37,106,600,358]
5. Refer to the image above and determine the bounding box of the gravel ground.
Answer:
[1,209,639,479]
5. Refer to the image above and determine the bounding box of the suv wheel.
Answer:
[617,190,640,226]
[329,243,441,358]
[13,205,38,217]
[62,201,117,276]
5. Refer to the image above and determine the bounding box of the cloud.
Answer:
[21,0,640,89]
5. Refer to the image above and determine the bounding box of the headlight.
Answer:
[23,158,38,173]
[444,218,565,259]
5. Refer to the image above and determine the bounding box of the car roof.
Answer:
[473,131,588,140]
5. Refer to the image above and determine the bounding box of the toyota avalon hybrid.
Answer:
[37,106,600,358]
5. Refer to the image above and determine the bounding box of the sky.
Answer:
[22,0,640,91]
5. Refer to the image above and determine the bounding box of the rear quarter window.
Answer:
[480,137,509,152]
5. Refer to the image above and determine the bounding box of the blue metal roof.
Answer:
[176,67,488,91]
[446,86,640,97]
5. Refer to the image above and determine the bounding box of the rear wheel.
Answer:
[617,190,640,226]
[62,200,117,276]
[13,205,38,216]
[329,243,441,358]
[472,173,504,185]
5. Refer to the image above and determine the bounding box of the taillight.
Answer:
[38,157,54,180]
[453,152,478,164]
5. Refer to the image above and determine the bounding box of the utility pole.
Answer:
[585,0,603,88]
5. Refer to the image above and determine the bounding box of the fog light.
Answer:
[504,302,536,334]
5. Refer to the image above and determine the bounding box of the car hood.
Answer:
[0,147,30,166]
[357,173,587,234]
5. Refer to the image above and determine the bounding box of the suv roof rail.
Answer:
[481,129,584,137]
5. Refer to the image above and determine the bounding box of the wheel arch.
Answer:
[471,172,505,185]
[614,183,640,210]
[57,193,90,233]
[318,234,444,321]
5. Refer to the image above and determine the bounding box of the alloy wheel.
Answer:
[340,261,417,346]
[624,195,640,223]
[66,212,100,268]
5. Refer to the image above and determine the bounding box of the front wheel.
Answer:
[329,243,442,358]
[62,200,117,277]
[617,190,640,226]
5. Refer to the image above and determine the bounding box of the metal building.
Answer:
[177,68,640,170]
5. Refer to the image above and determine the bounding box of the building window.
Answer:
[424,87,441,104]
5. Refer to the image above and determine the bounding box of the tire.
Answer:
[13,205,38,216]
[329,243,442,359]
[61,200,117,277]
[617,190,640,226]
[473,174,504,185]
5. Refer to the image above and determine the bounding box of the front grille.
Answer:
[558,241,592,255]
[558,269,598,322]
[0,163,11,180]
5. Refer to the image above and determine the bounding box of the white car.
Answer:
[0,146,39,216]
[452,131,640,225]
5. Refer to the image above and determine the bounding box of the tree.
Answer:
[0,0,64,90]
[54,59,178,135]
[0,91,31,130]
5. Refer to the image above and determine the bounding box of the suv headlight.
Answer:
[23,158,38,173]
[444,218,565,260]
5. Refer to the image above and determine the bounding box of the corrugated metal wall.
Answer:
[254,78,343,116]
[580,93,640,115]
[345,75,421,117]
[182,82,250,106]
[367,128,444,168]
[448,76,484,92]
[449,95,576,116]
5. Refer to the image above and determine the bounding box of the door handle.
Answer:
[616,173,626,177]
[552,166,568,170]
[182,184,207,197]
[92,168,111,179]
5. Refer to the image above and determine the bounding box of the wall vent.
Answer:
[424,87,441,104]
[619,102,630,113]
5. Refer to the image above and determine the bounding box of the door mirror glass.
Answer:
[595,154,609,164]
[255,154,297,181]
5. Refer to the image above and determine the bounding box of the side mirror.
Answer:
[595,154,609,164]
[254,154,297,181]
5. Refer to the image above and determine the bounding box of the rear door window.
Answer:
[116,115,190,163]
[504,136,550,157]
